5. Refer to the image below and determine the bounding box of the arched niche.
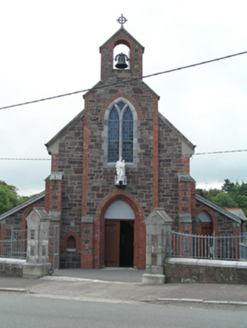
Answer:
[66,235,76,253]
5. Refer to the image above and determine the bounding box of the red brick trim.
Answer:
[82,94,92,217]
[110,36,134,69]
[100,93,142,121]
[61,231,81,254]
[151,94,159,209]
[0,223,6,239]
[196,206,219,235]
[0,223,6,256]
[178,181,192,215]
[233,226,240,236]
[183,157,190,173]
[93,190,145,269]
[101,35,143,79]
[45,180,62,213]
[51,154,58,172]
[81,222,94,269]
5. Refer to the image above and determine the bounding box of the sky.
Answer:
[0,0,246,196]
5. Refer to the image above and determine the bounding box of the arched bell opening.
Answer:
[113,43,130,69]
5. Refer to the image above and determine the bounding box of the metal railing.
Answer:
[0,225,60,268]
[0,228,27,259]
[170,231,247,261]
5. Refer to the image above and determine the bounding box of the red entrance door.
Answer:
[201,222,213,236]
[200,222,213,258]
[105,220,120,267]
[105,220,134,267]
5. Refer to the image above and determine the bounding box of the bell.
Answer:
[115,53,129,69]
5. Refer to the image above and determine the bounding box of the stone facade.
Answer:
[0,26,244,271]
[45,113,84,268]
[44,27,195,269]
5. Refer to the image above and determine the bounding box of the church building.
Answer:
[0,18,244,270]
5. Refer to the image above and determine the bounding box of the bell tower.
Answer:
[81,16,159,269]
[99,14,144,80]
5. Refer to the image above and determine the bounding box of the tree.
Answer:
[210,192,238,208]
[0,181,19,214]
[222,179,238,193]
[196,179,247,217]
[0,181,33,215]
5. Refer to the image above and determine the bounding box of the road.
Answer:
[1,292,247,328]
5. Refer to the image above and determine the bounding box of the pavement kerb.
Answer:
[158,298,247,306]
[41,276,142,284]
[0,287,28,293]
[1,274,247,307]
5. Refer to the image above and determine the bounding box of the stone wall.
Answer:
[165,258,247,284]
[158,117,186,230]
[53,116,84,268]
[83,81,158,269]
[0,259,25,277]
[83,83,159,218]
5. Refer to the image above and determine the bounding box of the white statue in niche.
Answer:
[116,157,126,185]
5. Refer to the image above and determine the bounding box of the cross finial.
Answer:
[117,14,127,28]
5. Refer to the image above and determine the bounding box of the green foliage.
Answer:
[0,181,19,214]
[0,181,32,215]
[210,192,238,208]
[222,179,238,193]
[196,179,247,217]
[18,196,31,204]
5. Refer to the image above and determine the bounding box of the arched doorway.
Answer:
[104,200,135,267]
[196,211,213,236]
[195,210,213,258]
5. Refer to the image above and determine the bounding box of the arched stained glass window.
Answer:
[122,108,133,162]
[117,101,126,111]
[108,108,119,162]
[108,102,133,163]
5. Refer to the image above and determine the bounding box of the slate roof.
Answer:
[0,191,45,221]
[225,208,247,222]
[196,194,242,224]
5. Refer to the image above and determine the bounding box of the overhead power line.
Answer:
[193,149,247,156]
[0,158,50,160]
[0,149,246,160]
[0,50,246,111]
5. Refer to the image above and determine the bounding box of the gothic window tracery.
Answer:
[108,101,133,162]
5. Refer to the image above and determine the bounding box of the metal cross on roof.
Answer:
[117,14,127,27]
